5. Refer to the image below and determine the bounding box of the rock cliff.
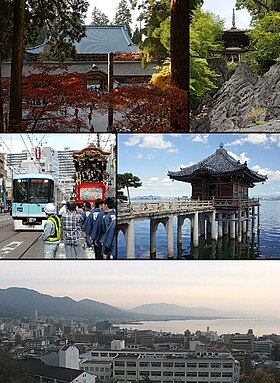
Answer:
[191,62,280,131]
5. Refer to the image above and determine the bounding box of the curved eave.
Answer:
[168,168,267,184]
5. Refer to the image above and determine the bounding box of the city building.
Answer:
[112,352,240,383]
[17,359,96,383]
[59,344,80,370]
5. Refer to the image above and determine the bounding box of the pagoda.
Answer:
[168,144,266,201]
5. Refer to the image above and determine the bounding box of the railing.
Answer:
[118,198,260,218]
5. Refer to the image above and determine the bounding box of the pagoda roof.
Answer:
[168,145,267,184]
[26,25,138,56]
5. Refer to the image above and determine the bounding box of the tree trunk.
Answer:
[0,56,3,132]
[9,0,25,132]
[170,0,189,131]
[126,186,131,204]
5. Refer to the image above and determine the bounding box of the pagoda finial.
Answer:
[232,8,236,29]
[219,143,224,149]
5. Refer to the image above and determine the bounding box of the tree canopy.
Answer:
[91,6,110,26]
[246,12,280,72]
[190,6,224,102]
[114,0,133,36]
[118,173,142,203]
[236,0,280,22]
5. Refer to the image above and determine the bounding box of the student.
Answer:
[42,203,61,259]
[61,202,82,259]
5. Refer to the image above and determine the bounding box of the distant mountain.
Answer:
[0,288,137,320]
[0,288,245,321]
[130,303,245,318]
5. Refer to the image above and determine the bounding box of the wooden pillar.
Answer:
[193,211,199,247]
[177,215,184,256]
[238,208,242,243]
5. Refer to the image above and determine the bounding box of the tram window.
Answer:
[29,179,53,203]
[13,179,29,203]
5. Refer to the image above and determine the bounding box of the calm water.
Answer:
[118,318,280,337]
[118,200,280,259]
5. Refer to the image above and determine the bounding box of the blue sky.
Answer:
[118,134,280,199]
[202,0,251,29]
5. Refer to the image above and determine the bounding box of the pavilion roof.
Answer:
[168,145,267,184]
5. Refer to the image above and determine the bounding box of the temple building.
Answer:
[167,144,267,249]
[168,144,267,200]
[221,9,250,62]
[2,26,158,90]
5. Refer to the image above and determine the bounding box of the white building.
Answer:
[59,345,80,370]
[80,359,112,381]
[112,352,240,383]
[111,340,125,350]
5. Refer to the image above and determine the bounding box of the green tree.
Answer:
[114,0,133,36]
[91,6,110,26]
[190,6,224,103]
[246,12,280,72]
[118,173,142,203]
[236,0,280,22]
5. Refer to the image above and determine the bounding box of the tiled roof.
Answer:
[168,145,267,183]
[17,359,83,381]
[26,25,138,55]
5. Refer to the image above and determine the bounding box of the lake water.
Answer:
[118,200,280,259]
[118,318,280,337]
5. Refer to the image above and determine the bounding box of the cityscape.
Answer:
[1,262,280,382]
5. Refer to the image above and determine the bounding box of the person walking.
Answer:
[61,201,83,259]
[58,200,67,217]
[42,203,61,259]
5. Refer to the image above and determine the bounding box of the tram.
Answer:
[12,174,56,230]
[73,145,110,204]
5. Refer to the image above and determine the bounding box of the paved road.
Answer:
[0,215,95,259]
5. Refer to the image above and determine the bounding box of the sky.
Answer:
[1,260,280,317]
[85,0,252,30]
[118,134,280,199]
[85,0,141,27]
[202,0,251,29]
[0,134,114,154]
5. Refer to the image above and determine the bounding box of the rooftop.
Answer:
[26,25,139,56]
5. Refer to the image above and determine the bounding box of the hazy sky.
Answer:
[0,134,114,154]
[1,261,280,318]
[118,134,280,198]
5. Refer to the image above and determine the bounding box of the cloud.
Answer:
[123,134,177,152]
[228,151,251,164]
[252,165,280,181]
[191,134,209,144]
[269,134,280,148]
[135,152,155,160]
[226,134,269,147]
[149,177,159,181]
